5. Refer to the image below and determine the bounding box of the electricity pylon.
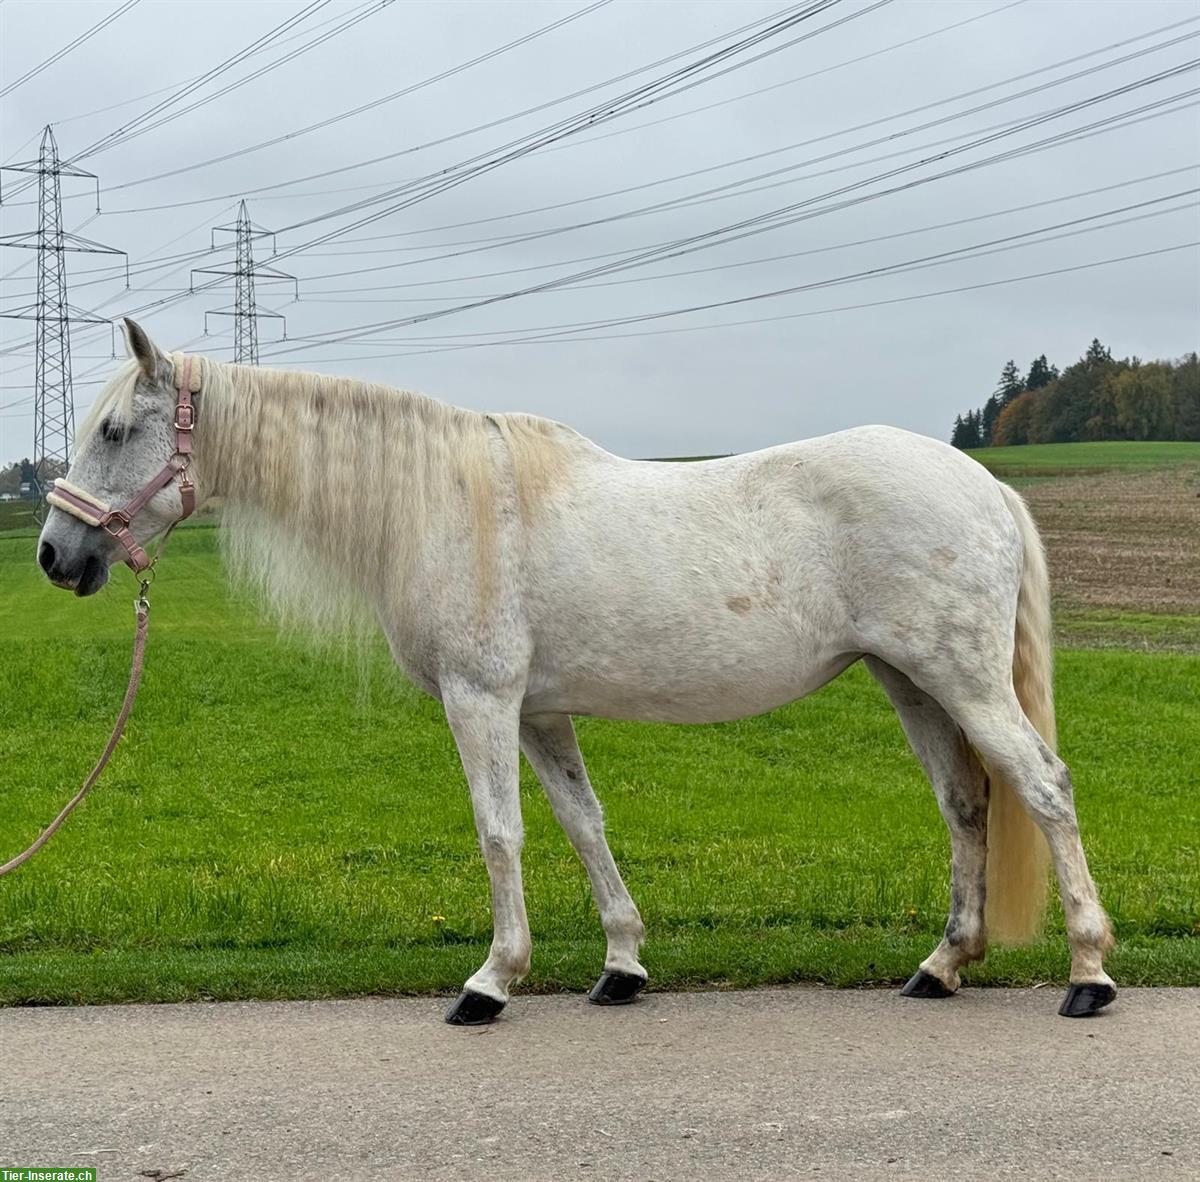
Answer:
[193,200,296,363]
[0,125,128,506]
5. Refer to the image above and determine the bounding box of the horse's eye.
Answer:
[99,418,134,443]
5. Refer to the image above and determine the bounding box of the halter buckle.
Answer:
[174,404,195,431]
[102,510,131,536]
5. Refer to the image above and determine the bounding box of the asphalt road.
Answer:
[2,987,1197,1181]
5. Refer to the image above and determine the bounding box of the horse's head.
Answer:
[37,319,191,596]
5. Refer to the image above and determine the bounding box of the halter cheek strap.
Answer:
[46,355,198,573]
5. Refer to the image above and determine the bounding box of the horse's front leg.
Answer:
[441,682,530,1026]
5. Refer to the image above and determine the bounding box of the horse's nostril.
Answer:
[38,541,56,574]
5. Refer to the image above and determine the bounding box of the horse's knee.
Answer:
[479,827,523,863]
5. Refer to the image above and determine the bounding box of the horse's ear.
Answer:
[123,317,161,380]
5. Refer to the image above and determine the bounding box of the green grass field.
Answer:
[966,440,1200,477]
[0,500,38,536]
[0,526,1196,1004]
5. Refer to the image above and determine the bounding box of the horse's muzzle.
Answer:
[38,540,109,596]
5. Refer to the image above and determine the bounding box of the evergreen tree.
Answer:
[1084,338,1113,366]
[980,392,1003,446]
[950,414,968,449]
[1025,354,1057,390]
[998,359,1024,404]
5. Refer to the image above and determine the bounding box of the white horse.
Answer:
[37,319,1116,1023]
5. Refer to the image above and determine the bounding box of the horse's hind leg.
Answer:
[866,657,989,998]
[520,712,647,1005]
[950,694,1116,1017]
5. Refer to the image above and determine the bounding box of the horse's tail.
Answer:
[985,482,1053,944]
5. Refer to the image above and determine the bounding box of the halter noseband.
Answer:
[46,355,198,574]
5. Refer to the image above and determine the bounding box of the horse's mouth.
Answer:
[47,553,109,597]
[74,555,109,596]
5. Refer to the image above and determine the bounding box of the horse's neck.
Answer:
[200,362,443,510]
[197,362,500,609]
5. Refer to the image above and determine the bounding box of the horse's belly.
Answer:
[524,614,855,723]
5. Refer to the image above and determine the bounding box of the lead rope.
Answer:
[0,581,152,878]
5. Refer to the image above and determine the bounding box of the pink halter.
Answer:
[46,356,198,573]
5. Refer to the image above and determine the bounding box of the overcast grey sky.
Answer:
[1,0,1197,465]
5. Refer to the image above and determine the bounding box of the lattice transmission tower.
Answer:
[0,125,127,504]
[193,200,296,363]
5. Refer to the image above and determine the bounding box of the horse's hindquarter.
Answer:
[807,426,1024,677]
[519,443,856,722]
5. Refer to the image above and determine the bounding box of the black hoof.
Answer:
[900,969,955,999]
[588,970,647,1006]
[445,989,506,1026]
[1059,981,1116,1018]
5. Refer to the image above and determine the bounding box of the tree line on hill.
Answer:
[950,340,1200,449]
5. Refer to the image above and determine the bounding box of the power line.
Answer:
[101,0,861,219]
[0,0,142,100]
[273,193,1199,351]
[274,0,870,235]
[257,95,1199,292]
[546,7,1200,161]
[28,0,1024,216]
[268,63,1200,353]
[92,0,398,156]
[268,242,1200,364]
[71,0,335,162]
[320,16,1200,251]
[7,7,1192,391]
[3,0,387,150]
[288,164,1200,300]
[111,28,1188,310]
[107,0,811,196]
[0,0,335,203]
[112,0,617,191]
[76,5,1183,232]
